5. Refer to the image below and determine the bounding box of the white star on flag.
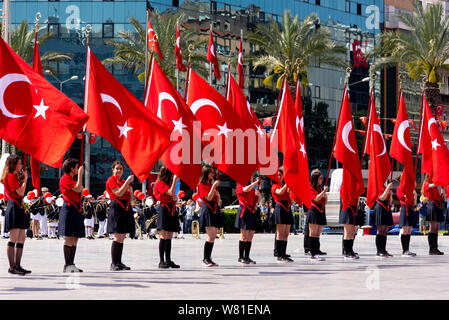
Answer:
[217,122,233,138]
[117,121,133,138]
[33,99,49,119]
[431,139,441,150]
[172,117,187,135]
[299,142,306,157]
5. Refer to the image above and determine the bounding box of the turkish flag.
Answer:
[145,58,201,189]
[147,19,164,61]
[238,38,244,89]
[418,94,449,186]
[0,36,88,168]
[85,47,171,182]
[390,91,415,205]
[31,38,43,195]
[207,30,221,81]
[226,71,279,182]
[365,93,391,208]
[187,69,257,185]
[175,23,186,72]
[334,88,364,209]
[272,80,311,209]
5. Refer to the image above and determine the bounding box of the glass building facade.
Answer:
[6,0,384,201]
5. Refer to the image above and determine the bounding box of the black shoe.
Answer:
[16,266,31,274]
[245,258,256,264]
[282,256,294,262]
[110,263,122,271]
[8,267,25,275]
[238,258,249,264]
[317,250,327,255]
[166,261,180,268]
[118,263,131,270]
[430,249,444,255]
[273,251,278,257]
[158,261,169,269]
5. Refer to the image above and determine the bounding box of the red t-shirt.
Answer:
[4,173,21,201]
[198,183,218,202]
[236,184,257,208]
[271,183,289,202]
[154,180,173,204]
[60,173,80,204]
[106,176,129,200]
[424,183,443,202]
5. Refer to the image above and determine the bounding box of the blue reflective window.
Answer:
[92,2,103,22]
[79,2,93,24]
[114,2,125,23]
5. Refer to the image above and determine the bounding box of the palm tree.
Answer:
[370,1,449,111]
[8,21,73,74]
[248,10,347,89]
[103,12,207,84]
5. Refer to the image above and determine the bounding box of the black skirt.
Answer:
[306,205,327,226]
[399,205,418,227]
[235,205,260,231]
[339,206,356,225]
[426,201,444,223]
[58,202,85,238]
[273,202,294,225]
[156,203,181,232]
[199,201,223,229]
[107,200,135,234]
[374,202,393,226]
[4,200,29,232]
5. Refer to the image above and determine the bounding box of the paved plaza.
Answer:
[0,233,449,300]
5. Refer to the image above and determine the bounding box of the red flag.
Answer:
[272,80,311,209]
[0,37,87,168]
[390,91,415,205]
[226,71,279,182]
[85,47,171,182]
[359,116,367,127]
[145,58,201,189]
[334,88,364,209]
[175,22,186,72]
[207,30,221,81]
[238,37,244,89]
[31,38,43,195]
[187,69,256,185]
[418,94,449,186]
[365,93,391,208]
[147,18,164,61]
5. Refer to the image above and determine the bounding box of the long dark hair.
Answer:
[111,160,124,171]
[199,165,215,185]
[0,155,20,183]
[310,169,322,191]
[157,166,173,185]
[62,158,79,175]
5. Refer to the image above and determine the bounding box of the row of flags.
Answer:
[0,17,447,208]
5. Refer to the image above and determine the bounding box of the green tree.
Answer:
[370,1,449,111]
[248,10,347,89]
[103,13,207,84]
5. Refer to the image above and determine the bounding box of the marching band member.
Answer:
[83,195,95,240]
[235,172,261,264]
[271,167,294,263]
[374,181,394,258]
[398,186,418,257]
[39,187,49,238]
[1,154,30,275]
[29,196,42,239]
[422,174,444,255]
[154,167,180,269]
[95,196,108,238]
[59,158,85,272]
[307,169,328,261]
[198,165,222,267]
[106,160,134,271]
[47,198,59,239]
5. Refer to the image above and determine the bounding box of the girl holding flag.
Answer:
[374,182,394,257]
[422,174,444,255]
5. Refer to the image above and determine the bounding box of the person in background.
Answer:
[417,195,428,235]
[184,199,194,234]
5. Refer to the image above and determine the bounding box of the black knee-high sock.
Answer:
[7,242,15,268]
[71,246,77,265]
[430,232,438,250]
[117,242,124,264]
[304,224,310,252]
[309,237,317,255]
[428,232,433,250]
[375,235,381,253]
[63,245,72,266]
[405,234,411,252]
[342,236,345,255]
[239,240,245,259]
[111,241,118,264]
[204,241,214,260]
[401,234,408,252]
[350,239,355,253]
[282,240,288,257]
[244,241,252,259]
[15,243,23,267]
[159,239,166,262]
[274,236,278,256]
[381,235,387,253]
[165,239,172,262]
[343,240,351,255]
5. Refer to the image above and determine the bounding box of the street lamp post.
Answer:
[45,70,79,179]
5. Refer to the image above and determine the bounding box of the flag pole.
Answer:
[184,44,193,101]
[209,24,213,86]
[1,0,11,155]
[82,24,92,190]
[415,77,427,181]
[324,67,351,187]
